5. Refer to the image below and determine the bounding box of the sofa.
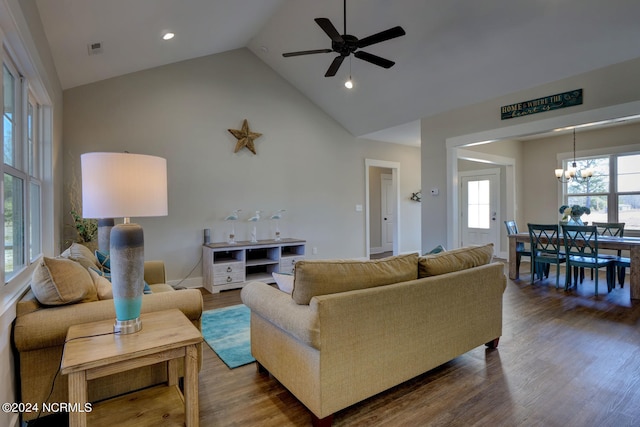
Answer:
[12,244,203,422]
[241,244,506,426]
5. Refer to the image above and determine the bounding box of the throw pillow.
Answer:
[425,244,446,255]
[95,250,111,273]
[90,267,152,294]
[61,242,99,270]
[292,253,419,305]
[31,257,98,306]
[272,272,294,294]
[418,243,494,278]
[88,267,113,300]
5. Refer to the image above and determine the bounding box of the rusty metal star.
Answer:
[228,119,262,155]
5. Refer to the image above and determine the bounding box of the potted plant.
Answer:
[70,210,98,249]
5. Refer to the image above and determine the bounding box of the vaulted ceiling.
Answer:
[35,0,640,145]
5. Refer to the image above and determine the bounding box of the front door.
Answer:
[460,169,500,247]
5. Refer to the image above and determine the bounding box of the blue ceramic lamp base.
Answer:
[110,221,145,334]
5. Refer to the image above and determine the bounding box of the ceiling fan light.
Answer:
[162,32,175,41]
[345,79,353,89]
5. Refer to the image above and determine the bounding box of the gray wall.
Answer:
[62,48,422,283]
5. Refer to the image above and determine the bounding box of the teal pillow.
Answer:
[90,267,152,294]
[425,244,446,255]
[95,250,111,273]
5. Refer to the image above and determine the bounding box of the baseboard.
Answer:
[370,246,384,254]
[167,276,203,289]
[400,249,421,255]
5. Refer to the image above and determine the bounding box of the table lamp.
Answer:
[81,152,168,334]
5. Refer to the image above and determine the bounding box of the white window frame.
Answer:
[2,51,44,287]
[559,145,640,236]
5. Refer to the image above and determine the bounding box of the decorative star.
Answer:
[228,119,262,155]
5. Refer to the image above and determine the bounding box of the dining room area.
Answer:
[507,221,640,301]
[454,114,640,306]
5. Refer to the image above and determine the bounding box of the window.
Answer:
[563,153,640,232]
[3,64,16,166]
[2,56,43,284]
[617,154,640,230]
[467,179,491,229]
[27,95,42,261]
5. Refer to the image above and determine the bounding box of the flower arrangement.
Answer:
[559,205,591,221]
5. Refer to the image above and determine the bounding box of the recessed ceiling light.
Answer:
[162,32,175,41]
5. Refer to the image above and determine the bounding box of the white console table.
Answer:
[202,238,305,293]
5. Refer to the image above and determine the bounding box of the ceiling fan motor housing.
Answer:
[333,35,359,56]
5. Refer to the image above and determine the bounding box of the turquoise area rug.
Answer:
[202,304,255,369]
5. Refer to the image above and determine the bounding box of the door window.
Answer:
[467,179,490,229]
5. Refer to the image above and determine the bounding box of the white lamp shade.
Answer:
[81,152,168,219]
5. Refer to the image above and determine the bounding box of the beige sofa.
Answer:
[241,244,506,426]
[13,252,203,422]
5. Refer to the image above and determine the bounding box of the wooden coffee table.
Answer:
[61,309,202,427]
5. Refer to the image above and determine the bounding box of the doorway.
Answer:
[380,173,394,252]
[365,159,400,259]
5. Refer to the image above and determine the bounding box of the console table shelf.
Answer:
[203,238,305,293]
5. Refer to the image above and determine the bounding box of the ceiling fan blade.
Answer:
[315,18,344,43]
[325,55,345,77]
[283,49,333,57]
[357,26,406,49]
[354,51,395,69]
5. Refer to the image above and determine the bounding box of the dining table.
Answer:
[508,233,640,300]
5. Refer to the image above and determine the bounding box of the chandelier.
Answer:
[555,128,593,183]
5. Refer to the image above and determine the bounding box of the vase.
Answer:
[228,222,236,244]
[273,219,281,241]
[250,223,258,243]
[569,215,583,225]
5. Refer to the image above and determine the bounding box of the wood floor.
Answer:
[199,261,640,427]
[30,261,640,426]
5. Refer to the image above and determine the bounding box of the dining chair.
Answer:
[561,224,615,295]
[593,222,628,287]
[504,220,533,279]
[527,223,566,289]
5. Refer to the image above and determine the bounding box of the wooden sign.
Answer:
[501,89,583,120]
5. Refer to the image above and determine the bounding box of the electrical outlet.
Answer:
[312,247,318,255]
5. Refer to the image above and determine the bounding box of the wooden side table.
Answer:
[61,309,202,427]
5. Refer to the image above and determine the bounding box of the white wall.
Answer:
[421,57,640,253]
[63,48,422,283]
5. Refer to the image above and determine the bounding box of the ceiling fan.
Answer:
[282,0,406,77]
